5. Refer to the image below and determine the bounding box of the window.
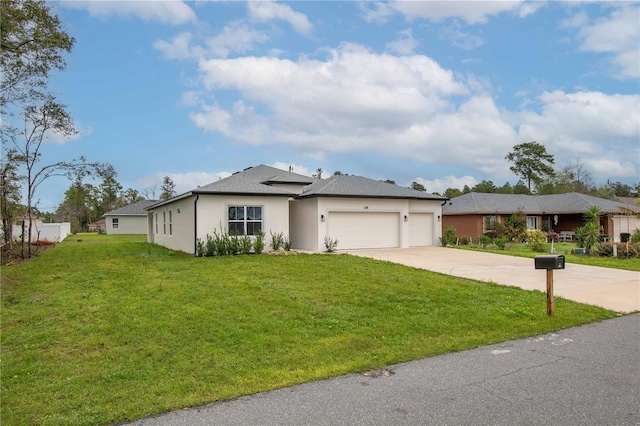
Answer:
[483,215,497,233]
[228,206,263,235]
[112,218,119,229]
[526,216,538,229]
[163,211,166,235]
[169,210,172,236]
[155,214,158,234]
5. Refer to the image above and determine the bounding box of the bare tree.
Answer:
[5,97,109,257]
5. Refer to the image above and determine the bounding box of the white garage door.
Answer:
[409,213,434,247]
[328,212,400,250]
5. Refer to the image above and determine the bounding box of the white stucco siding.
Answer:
[196,195,290,252]
[290,198,319,251]
[105,215,147,235]
[148,197,195,254]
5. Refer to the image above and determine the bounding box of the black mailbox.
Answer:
[534,255,565,270]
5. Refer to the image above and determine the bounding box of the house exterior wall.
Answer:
[148,194,290,254]
[105,215,147,235]
[292,197,443,252]
[289,198,319,251]
[611,215,639,242]
[148,197,196,253]
[269,183,307,194]
[443,215,484,239]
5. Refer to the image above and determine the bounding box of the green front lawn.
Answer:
[454,242,640,272]
[1,234,618,425]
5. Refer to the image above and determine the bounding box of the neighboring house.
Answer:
[87,219,106,233]
[146,164,448,254]
[104,200,158,235]
[442,192,640,243]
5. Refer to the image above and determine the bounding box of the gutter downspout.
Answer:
[193,194,199,255]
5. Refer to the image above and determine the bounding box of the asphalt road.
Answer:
[122,313,640,426]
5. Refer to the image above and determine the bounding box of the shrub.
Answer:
[459,236,470,245]
[239,235,252,255]
[495,236,507,250]
[270,231,285,251]
[253,230,265,254]
[526,229,547,252]
[630,228,640,244]
[196,239,205,257]
[594,241,640,258]
[283,236,292,251]
[324,236,339,253]
[477,234,491,249]
[576,222,600,254]
[504,213,527,242]
[441,226,456,246]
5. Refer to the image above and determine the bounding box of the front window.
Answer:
[163,212,166,235]
[169,210,172,236]
[526,216,538,229]
[228,206,263,235]
[112,218,119,229]
[483,215,497,233]
[155,214,158,234]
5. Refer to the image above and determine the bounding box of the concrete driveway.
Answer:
[345,247,640,313]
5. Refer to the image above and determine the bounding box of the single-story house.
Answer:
[103,200,158,235]
[87,219,106,233]
[146,164,448,254]
[442,192,640,243]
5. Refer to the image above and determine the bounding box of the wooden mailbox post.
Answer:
[534,255,565,316]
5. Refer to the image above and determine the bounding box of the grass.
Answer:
[1,234,619,425]
[454,242,640,272]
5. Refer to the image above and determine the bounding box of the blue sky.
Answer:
[33,1,640,210]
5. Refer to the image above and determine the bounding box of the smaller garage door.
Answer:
[409,213,434,246]
[328,212,400,250]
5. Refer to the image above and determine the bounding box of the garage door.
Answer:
[328,212,400,250]
[409,213,434,246]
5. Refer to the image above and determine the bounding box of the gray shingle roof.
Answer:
[104,200,158,216]
[297,175,448,200]
[193,164,315,196]
[443,192,640,215]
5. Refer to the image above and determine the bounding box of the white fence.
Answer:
[11,223,71,243]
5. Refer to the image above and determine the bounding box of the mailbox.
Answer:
[534,255,565,270]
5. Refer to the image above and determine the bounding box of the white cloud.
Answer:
[390,0,535,24]
[248,1,313,35]
[154,32,202,60]
[386,29,419,55]
[574,4,640,79]
[180,42,636,185]
[439,21,484,50]
[206,21,270,58]
[412,175,478,194]
[63,0,196,25]
[45,121,93,145]
[512,90,640,179]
